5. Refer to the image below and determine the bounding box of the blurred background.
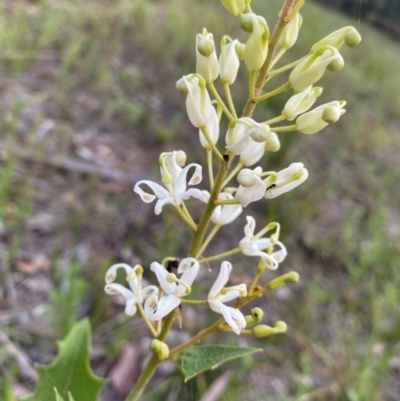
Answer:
[0,0,399,400]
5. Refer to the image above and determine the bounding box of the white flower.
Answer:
[177,75,212,128]
[225,118,269,166]
[282,86,323,121]
[196,31,219,83]
[199,103,219,149]
[145,258,199,321]
[104,263,159,316]
[289,46,344,92]
[239,217,287,270]
[296,101,346,134]
[263,163,308,199]
[235,167,266,207]
[134,151,209,215]
[219,38,241,85]
[208,261,247,335]
[212,192,243,225]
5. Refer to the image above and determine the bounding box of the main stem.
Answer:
[242,0,296,117]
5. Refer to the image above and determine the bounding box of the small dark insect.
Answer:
[266,183,277,192]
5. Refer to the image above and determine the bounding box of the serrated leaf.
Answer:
[23,319,106,401]
[176,345,262,382]
[54,388,76,401]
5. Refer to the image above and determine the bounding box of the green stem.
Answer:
[199,247,241,264]
[273,124,297,132]
[214,199,240,206]
[265,115,286,125]
[189,156,232,258]
[242,0,297,118]
[222,161,243,188]
[223,83,237,119]
[200,126,224,162]
[175,204,197,231]
[254,82,291,103]
[269,56,305,77]
[197,224,221,257]
[208,83,234,121]
[125,312,174,401]
[207,149,214,189]
[169,318,224,358]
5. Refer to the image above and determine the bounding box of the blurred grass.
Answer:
[0,0,399,400]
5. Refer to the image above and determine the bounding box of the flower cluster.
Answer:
[104,0,361,351]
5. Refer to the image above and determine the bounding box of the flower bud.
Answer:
[225,117,256,155]
[266,271,300,289]
[150,340,170,361]
[237,168,258,187]
[296,100,346,134]
[289,46,344,92]
[265,132,280,152]
[282,86,323,121]
[220,0,245,16]
[235,41,246,59]
[249,123,270,143]
[253,321,287,337]
[241,14,269,71]
[196,30,219,83]
[310,26,361,52]
[239,140,265,166]
[175,150,187,167]
[177,75,212,128]
[219,37,242,85]
[199,104,219,149]
[245,307,264,326]
[279,12,302,50]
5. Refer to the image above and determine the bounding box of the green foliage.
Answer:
[54,388,76,401]
[176,345,261,382]
[23,320,106,401]
[48,261,88,338]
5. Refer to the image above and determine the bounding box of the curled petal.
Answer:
[145,294,181,321]
[212,199,243,226]
[104,283,134,299]
[134,180,170,203]
[105,263,133,283]
[177,258,200,292]
[174,163,203,195]
[208,261,232,299]
[178,188,209,205]
[142,285,159,300]
[209,300,246,335]
[125,298,138,316]
[235,176,266,207]
[154,196,176,215]
[150,262,176,294]
[244,216,256,236]
[271,241,287,263]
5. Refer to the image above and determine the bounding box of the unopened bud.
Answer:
[237,168,258,187]
[196,31,219,83]
[150,340,170,360]
[266,271,300,290]
[220,0,245,16]
[175,150,187,167]
[176,77,189,96]
[310,26,361,52]
[245,307,264,326]
[279,12,302,50]
[253,321,287,337]
[249,123,270,143]
[265,132,280,152]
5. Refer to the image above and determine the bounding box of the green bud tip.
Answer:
[327,57,344,71]
[197,36,215,57]
[322,106,341,124]
[166,273,177,283]
[251,307,264,322]
[287,271,300,283]
[150,340,170,360]
[345,28,362,47]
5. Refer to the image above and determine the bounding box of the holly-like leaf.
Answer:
[176,345,262,382]
[23,319,106,401]
[54,388,76,401]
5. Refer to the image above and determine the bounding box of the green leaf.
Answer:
[176,345,262,382]
[23,319,106,401]
[54,388,76,401]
